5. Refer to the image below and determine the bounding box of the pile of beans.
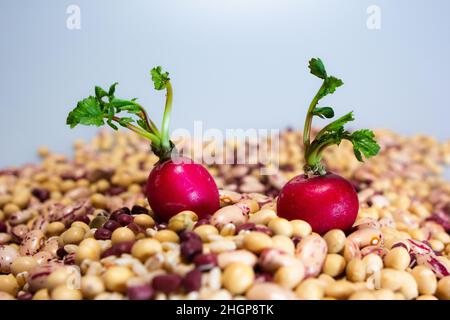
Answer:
[0,128,449,300]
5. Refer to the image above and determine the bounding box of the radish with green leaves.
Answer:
[66,67,220,221]
[277,58,380,234]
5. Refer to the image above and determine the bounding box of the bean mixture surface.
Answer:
[0,129,449,300]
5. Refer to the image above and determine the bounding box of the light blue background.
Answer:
[1,0,449,168]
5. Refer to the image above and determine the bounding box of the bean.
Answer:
[111,227,136,244]
[220,223,236,237]
[27,263,61,292]
[32,288,50,300]
[126,284,154,300]
[429,239,445,252]
[3,203,20,216]
[131,239,162,262]
[133,214,155,229]
[380,268,404,291]
[243,232,272,254]
[268,218,293,237]
[62,227,85,245]
[0,245,19,273]
[258,249,303,273]
[183,269,202,293]
[46,222,65,236]
[274,265,305,289]
[271,235,295,255]
[0,233,11,245]
[323,229,346,254]
[400,272,419,300]
[12,189,31,208]
[194,225,219,242]
[194,253,218,271]
[154,230,179,243]
[436,276,450,300]
[19,230,45,256]
[217,250,257,269]
[325,280,355,300]
[75,238,101,264]
[373,289,395,300]
[411,266,437,295]
[222,263,254,294]
[152,274,182,294]
[210,205,247,230]
[103,266,134,293]
[208,240,236,253]
[94,227,112,240]
[236,199,259,215]
[81,275,105,299]
[362,253,383,276]
[89,215,107,229]
[0,274,19,296]
[47,267,73,290]
[168,211,198,233]
[246,283,297,300]
[295,278,325,300]
[10,256,38,275]
[51,285,82,300]
[248,209,277,226]
[71,221,91,233]
[296,234,327,277]
[8,209,34,226]
[90,193,107,209]
[323,254,346,277]
[0,292,15,300]
[346,259,366,282]
[290,220,312,238]
[384,247,410,270]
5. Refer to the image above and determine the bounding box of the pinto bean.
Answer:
[258,248,303,273]
[217,250,257,269]
[0,245,19,273]
[19,230,45,256]
[296,234,327,277]
[27,263,63,292]
[8,209,34,226]
[210,205,248,230]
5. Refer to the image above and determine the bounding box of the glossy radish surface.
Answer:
[67,66,220,222]
[276,58,380,234]
[146,157,220,222]
[277,173,359,234]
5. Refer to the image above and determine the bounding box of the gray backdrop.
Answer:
[1,0,449,168]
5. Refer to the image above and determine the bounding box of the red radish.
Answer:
[66,66,220,221]
[277,173,358,234]
[277,58,380,234]
[146,157,220,221]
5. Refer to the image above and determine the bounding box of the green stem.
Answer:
[134,102,161,136]
[303,83,325,153]
[111,116,161,146]
[160,82,173,150]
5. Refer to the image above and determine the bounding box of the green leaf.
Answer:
[313,106,334,119]
[108,82,118,98]
[317,76,344,100]
[348,129,380,161]
[107,119,118,130]
[95,86,108,100]
[308,58,327,79]
[137,119,150,131]
[118,117,134,127]
[321,111,354,134]
[151,66,170,90]
[66,96,104,128]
